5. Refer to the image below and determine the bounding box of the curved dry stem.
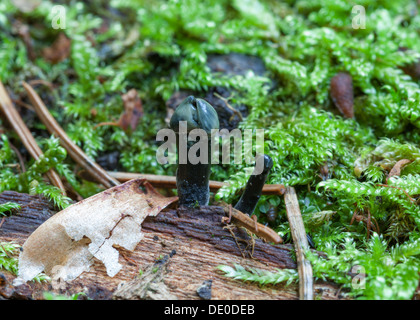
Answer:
[107,171,286,195]
[0,80,66,195]
[284,186,313,300]
[22,81,120,189]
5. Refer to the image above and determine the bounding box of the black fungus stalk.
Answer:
[170,96,219,207]
[234,154,273,215]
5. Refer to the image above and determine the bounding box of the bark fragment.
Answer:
[113,252,178,300]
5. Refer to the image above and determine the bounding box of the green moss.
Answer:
[0,241,49,283]
[43,292,87,300]
[0,135,71,209]
[0,202,21,216]
[1,0,420,299]
[0,241,20,274]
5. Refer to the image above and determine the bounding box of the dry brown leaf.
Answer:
[42,33,71,64]
[330,72,354,119]
[16,179,178,284]
[94,89,143,132]
[119,89,144,131]
[386,159,412,183]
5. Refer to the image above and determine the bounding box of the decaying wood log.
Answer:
[0,191,56,238]
[113,250,178,300]
[0,191,347,300]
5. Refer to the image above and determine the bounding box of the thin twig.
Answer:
[27,79,54,90]
[107,171,286,195]
[0,216,6,229]
[376,184,415,203]
[0,80,66,194]
[222,205,283,244]
[22,81,120,189]
[93,121,119,129]
[284,186,313,300]
[8,141,26,172]
[213,92,243,122]
[223,224,247,258]
[12,99,35,111]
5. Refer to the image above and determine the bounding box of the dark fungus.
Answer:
[170,96,219,207]
[234,154,273,215]
[307,234,316,249]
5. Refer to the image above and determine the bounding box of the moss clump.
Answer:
[0,0,420,299]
